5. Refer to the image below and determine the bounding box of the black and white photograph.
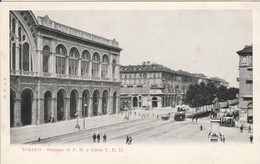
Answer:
[1,2,260,164]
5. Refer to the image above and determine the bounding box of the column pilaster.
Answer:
[98,96,102,115]
[14,98,22,127]
[88,97,93,116]
[65,97,70,120]
[52,97,57,122]
[78,96,82,116]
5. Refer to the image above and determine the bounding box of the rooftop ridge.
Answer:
[37,15,119,48]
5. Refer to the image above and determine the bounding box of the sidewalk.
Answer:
[11,108,176,144]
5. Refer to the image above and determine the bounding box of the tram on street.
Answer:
[220,116,235,127]
[174,107,186,121]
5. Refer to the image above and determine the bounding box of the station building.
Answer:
[236,45,253,123]
[120,61,228,110]
[10,11,122,127]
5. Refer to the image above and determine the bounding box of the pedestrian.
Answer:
[38,137,41,142]
[103,133,107,143]
[240,124,244,133]
[93,133,96,143]
[157,115,159,119]
[248,125,252,133]
[129,135,132,145]
[97,133,100,143]
[196,117,198,122]
[126,135,129,144]
[250,135,253,143]
[222,135,225,143]
[200,124,203,131]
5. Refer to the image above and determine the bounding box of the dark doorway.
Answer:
[93,90,100,116]
[70,90,78,119]
[21,89,32,126]
[113,92,117,114]
[133,97,138,107]
[102,90,109,115]
[10,90,15,127]
[57,89,65,121]
[152,97,158,108]
[44,91,52,123]
[82,90,90,117]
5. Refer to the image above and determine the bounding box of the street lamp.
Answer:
[83,103,87,129]
[75,112,80,131]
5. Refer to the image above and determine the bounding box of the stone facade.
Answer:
[10,11,122,127]
[236,45,253,123]
[120,62,229,110]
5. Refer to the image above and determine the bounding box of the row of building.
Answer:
[10,11,252,128]
[120,62,228,110]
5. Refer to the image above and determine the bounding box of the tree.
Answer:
[217,85,228,101]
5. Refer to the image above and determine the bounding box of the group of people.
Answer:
[93,133,107,143]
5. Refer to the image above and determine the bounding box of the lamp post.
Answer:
[84,103,87,129]
[75,112,80,131]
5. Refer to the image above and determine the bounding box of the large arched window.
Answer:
[69,47,79,76]
[92,52,100,78]
[56,44,67,74]
[22,43,30,71]
[101,54,109,79]
[43,45,51,73]
[81,50,90,77]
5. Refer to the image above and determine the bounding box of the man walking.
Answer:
[103,133,107,143]
[250,135,253,143]
[93,133,97,143]
[200,124,203,131]
[126,135,129,144]
[97,133,100,143]
[129,135,132,145]
[240,124,244,132]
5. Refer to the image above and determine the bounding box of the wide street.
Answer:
[25,108,252,145]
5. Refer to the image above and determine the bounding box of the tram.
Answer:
[220,116,235,127]
[174,107,186,121]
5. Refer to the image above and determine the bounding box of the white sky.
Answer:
[33,10,252,87]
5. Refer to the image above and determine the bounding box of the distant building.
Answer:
[120,61,229,110]
[237,45,253,123]
[10,11,122,127]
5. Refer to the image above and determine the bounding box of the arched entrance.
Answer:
[133,97,138,107]
[113,92,117,114]
[152,97,158,108]
[82,89,90,117]
[70,89,79,119]
[102,90,109,115]
[10,90,16,127]
[21,89,33,126]
[93,90,100,116]
[44,91,52,123]
[57,89,66,121]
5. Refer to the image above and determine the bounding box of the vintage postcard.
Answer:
[1,2,260,164]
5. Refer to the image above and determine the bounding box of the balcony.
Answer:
[151,84,164,89]
[10,70,37,76]
[44,72,52,77]
[57,74,68,78]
